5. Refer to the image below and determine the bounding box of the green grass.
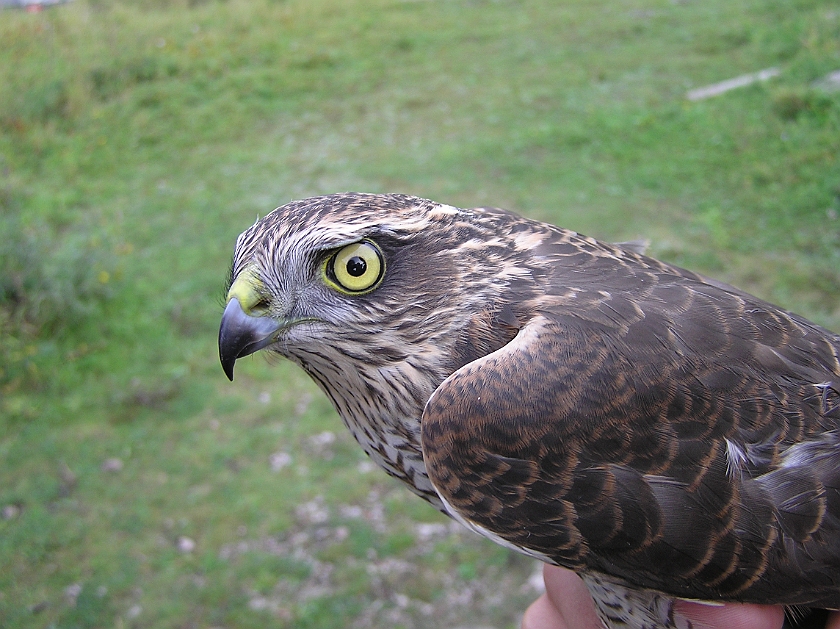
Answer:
[1,0,839,627]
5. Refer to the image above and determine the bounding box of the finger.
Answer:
[826,610,840,629]
[522,593,569,629]
[675,600,785,629]
[542,565,604,629]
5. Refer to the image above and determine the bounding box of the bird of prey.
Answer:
[219,193,840,629]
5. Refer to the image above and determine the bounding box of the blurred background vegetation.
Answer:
[1,0,838,627]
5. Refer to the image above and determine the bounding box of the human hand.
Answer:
[520,564,818,629]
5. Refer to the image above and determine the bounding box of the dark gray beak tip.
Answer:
[219,324,237,381]
[221,355,236,381]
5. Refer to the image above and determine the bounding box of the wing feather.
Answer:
[421,263,840,607]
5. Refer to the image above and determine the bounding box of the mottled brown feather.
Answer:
[422,250,840,607]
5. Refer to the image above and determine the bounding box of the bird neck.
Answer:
[292,303,522,513]
[300,349,450,511]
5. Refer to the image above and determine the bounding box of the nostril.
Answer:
[247,298,271,316]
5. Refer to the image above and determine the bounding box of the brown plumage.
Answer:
[219,193,840,628]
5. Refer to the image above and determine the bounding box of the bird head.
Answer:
[219,193,530,390]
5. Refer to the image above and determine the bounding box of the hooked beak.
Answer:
[218,297,282,381]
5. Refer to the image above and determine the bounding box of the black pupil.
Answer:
[346,256,367,277]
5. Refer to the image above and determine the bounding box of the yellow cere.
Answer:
[226,267,265,313]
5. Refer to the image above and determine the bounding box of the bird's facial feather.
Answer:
[222,201,408,370]
[221,193,532,383]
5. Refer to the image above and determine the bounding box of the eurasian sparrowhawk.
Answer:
[219,193,840,629]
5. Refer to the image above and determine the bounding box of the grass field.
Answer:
[1,0,839,627]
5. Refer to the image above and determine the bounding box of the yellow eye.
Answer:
[326,241,385,294]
